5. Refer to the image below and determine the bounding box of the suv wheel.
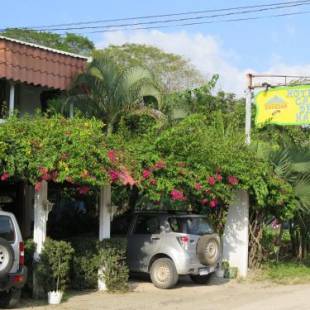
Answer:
[0,289,21,309]
[190,273,213,284]
[150,258,178,289]
[196,234,220,266]
[0,238,14,277]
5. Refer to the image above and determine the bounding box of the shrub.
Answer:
[36,239,74,292]
[97,238,129,292]
[69,237,129,292]
[69,237,100,290]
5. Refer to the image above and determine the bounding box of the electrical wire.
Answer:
[76,9,310,34]
[1,0,309,32]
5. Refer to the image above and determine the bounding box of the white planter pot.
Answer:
[216,269,225,278]
[48,291,63,305]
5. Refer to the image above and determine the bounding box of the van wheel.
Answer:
[190,273,213,284]
[0,288,21,308]
[150,258,178,289]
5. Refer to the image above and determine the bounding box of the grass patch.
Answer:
[258,261,310,284]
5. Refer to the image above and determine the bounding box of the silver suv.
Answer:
[127,212,221,289]
[0,210,27,308]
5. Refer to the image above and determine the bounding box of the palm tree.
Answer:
[69,54,163,135]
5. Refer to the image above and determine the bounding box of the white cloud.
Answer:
[96,30,310,96]
[97,30,251,95]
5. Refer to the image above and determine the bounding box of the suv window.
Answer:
[134,215,160,235]
[0,215,15,242]
[169,217,213,235]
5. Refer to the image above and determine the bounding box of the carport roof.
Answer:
[0,36,88,90]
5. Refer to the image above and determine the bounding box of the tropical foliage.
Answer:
[69,54,162,134]
[0,28,94,56]
[0,115,137,192]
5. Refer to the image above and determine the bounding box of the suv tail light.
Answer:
[177,235,189,250]
[19,242,25,266]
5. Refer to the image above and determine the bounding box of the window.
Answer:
[0,216,15,242]
[169,217,213,235]
[134,215,160,235]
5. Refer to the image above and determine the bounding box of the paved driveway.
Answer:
[18,277,310,310]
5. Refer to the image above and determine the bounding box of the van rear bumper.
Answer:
[0,266,27,291]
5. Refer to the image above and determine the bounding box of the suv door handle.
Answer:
[151,236,160,240]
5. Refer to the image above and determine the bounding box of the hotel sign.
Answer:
[255,84,310,125]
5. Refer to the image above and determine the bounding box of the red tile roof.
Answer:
[0,36,88,90]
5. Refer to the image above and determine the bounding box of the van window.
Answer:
[134,215,160,235]
[0,215,15,242]
[169,217,213,235]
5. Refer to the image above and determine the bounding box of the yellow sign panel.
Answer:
[255,85,310,125]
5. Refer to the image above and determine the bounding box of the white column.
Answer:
[33,181,50,260]
[9,83,15,116]
[99,185,111,240]
[223,190,249,278]
[98,185,111,291]
[69,103,74,118]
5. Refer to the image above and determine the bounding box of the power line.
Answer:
[1,0,309,32]
[18,1,310,32]
[77,10,310,34]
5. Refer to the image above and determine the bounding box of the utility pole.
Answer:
[245,73,253,145]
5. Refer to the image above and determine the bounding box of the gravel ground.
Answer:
[17,276,310,310]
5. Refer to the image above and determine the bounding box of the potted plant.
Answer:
[216,259,229,278]
[36,239,74,304]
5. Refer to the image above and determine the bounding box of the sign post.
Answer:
[245,74,253,145]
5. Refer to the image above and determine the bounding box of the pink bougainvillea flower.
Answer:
[216,173,223,182]
[143,169,151,179]
[208,176,216,186]
[109,170,119,182]
[201,198,209,206]
[227,176,239,186]
[150,178,157,185]
[1,172,10,181]
[170,189,186,201]
[41,173,51,181]
[209,199,218,208]
[35,182,42,192]
[78,186,90,195]
[39,167,48,176]
[154,160,166,170]
[118,169,136,186]
[205,189,211,194]
[195,183,203,191]
[107,150,117,162]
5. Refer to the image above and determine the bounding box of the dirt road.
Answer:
[18,277,310,310]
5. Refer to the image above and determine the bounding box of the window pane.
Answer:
[169,217,213,235]
[0,216,15,242]
[134,216,160,234]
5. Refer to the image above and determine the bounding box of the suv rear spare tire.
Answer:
[150,258,178,289]
[196,234,220,266]
[0,238,14,277]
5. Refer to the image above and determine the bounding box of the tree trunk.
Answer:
[248,211,264,269]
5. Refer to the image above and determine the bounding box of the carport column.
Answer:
[222,190,249,278]
[9,83,15,116]
[98,185,111,291]
[33,181,52,298]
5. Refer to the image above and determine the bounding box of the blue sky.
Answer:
[1,0,310,94]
